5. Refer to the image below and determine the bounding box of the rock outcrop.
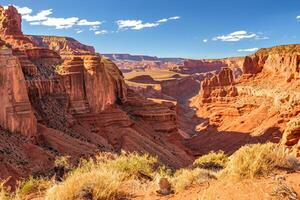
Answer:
[0,6,193,185]
[243,45,300,79]
[0,46,37,137]
[0,6,35,49]
[26,35,95,55]
[196,67,237,103]
[189,44,300,155]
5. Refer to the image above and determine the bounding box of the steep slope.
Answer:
[0,5,193,185]
[189,44,300,155]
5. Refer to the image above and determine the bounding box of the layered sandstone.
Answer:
[197,67,237,103]
[0,6,194,185]
[188,44,300,155]
[0,6,35,49]
[243,45,300,79]
[26,35,95,55]
[0,46,36,137]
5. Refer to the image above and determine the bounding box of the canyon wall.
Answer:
[0,6,193,184]
[189,44,300,155]
[0,47,37,137]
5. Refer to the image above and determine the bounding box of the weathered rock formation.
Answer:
[0,6,193,185]
[0,6,35,49]
[0,46,37,137]
[198,67,238,103]
[189,44,300,155]
[26,35,95,55]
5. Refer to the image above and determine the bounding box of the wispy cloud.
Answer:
[296,16,300,21]
[203,39,208,43]
[89,25,100,31]
[116,16,180,30]
[157,16,180,23]
[95,30,108,35]
[116,20,159,30]
[31,17,79,29]
[76,29,83,34]
[23,9,52,22]
[77,19,102,26]
[212,30,268,42]
[4,5,102,30]
[237,48,259,52]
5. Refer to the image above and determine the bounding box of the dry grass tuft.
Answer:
[171,168,216,192]
[193,151,229,171]
[45,152,158,200]
[0,180,10,200]
[271,180,299,200]
[222,143,300,179]
[45,167,125,200]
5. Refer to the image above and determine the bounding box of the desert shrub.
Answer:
[103,152,157,178]
[54,155,71,169]
[0,180,9,200]
[171,168,216,192]
[45,167,125,200]
[222,143,300,179]
[193,151,229,170]
[14,176,51,198]
[271,180,299,200]
[46,152,158,200]
[54,65,64,74]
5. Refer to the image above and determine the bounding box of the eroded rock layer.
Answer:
[0,6,193,185]
[189,44,300,155]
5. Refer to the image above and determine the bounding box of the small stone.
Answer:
[156,178,172,195]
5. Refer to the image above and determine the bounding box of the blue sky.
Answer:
[1,0,300,58]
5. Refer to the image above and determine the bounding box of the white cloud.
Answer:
[297,16,300,21]
[117,16,180,30]
[237,48,259,52]
[157,18,168,23]
[95,30,108,35]
[89,25,99,31]
[212,30,268,42]
[5,5,104,31]
[32,17,79,29]
[15,6,32,15]
[77,19,101,26]
[157,16,180,23]
[203,39,208,43]
[116,20,159,30]
[169,16,180,20]
[76,30,83,34]
[22,9,52,22]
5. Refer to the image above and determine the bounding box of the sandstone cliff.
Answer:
[189,44,300,155]
[0,6,193,184]
[26,35,95,55]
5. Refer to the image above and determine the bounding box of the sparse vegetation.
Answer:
[222,143,300,179]
[193,150,229,170]
[271,180,299,200]
[46,152,158,200]
[54,65,64,74]
[0,145,299,199]
[171,168,216,192]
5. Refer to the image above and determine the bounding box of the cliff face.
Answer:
[189,44,300,155]
[243,45,300,79]
[0,6,193,184]
[0,47,37,137]
[26,35,95,55]
[0,6,36,49]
